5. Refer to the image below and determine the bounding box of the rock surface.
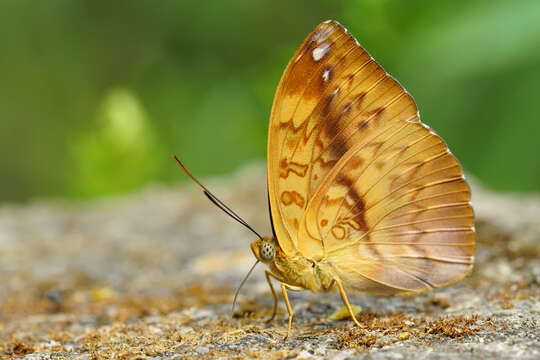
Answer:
[0,164,538,359]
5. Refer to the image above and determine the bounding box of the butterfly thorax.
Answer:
[251,237,336,292]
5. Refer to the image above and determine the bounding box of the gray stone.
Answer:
[0,164,538,359]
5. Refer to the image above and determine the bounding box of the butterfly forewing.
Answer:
[267,20,474,294]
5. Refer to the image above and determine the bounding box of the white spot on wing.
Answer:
[322,68,331,82]
[312,43,330,61]
[312,25,332,44]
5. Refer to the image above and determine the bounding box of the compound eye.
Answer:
[260,241,275,261]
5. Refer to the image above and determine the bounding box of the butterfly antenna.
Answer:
[173,155,263,239]
[231,259,259,318]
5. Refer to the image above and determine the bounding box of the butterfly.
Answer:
[175,20,474,340]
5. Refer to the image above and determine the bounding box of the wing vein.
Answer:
[372,214,473,232]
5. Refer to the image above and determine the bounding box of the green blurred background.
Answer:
[1,0,539,203]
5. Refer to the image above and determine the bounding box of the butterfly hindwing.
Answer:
[300,121,474,293]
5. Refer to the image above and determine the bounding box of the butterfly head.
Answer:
[251,236,276,263]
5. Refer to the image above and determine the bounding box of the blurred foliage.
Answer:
[0,0,539,203]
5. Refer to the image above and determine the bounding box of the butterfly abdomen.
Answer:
[270,247,338,292]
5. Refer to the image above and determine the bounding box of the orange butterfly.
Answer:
[176,20,474,340]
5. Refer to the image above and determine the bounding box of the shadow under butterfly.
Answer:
[174,20,475,340]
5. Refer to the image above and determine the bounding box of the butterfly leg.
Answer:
[335,279,365,329]
[281,283,294,340]
[265,269,279,323]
